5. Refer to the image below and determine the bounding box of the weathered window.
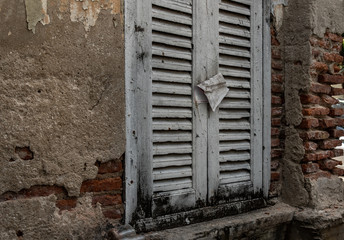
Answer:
[125,0,271,229]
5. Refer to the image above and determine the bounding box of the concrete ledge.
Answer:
[136,198,266,233]
[144,203,296,240]
[289,204,344,240]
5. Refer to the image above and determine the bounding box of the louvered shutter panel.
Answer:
[211,0,264,199]
[148,0,202,217]
[133,0,265,220]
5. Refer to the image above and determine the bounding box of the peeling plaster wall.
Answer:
[0,0,124,237]
[312,0,344,38]
[0,195,110,239]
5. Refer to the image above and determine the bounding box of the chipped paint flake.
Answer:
[41,0,51,25]
[70,0,121,32]
[25,0,50,33]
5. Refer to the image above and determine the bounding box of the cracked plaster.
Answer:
[0,0,125,196]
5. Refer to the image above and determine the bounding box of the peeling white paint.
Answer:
[41,0,51,25]
[271,0,288,31]
[70,0,121,32]
[25,0,50,33]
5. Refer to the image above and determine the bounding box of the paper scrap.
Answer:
[197,73,229,112]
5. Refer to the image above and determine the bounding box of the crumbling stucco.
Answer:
[24,0,122,33]
[25,0,50,33]
[0,0,125,196]
[280,0,313,207]
[311,0,344,38]
[70,0,121,31]
[305,177,344,209]
[0,195,110,239]
[271,0,288,31]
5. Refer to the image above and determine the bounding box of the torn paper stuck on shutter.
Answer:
[197,73,229,112]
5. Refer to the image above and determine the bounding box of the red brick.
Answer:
[324,53,344,63]
[102,208,122,219]
[302,163,320,174]
[270,27,276,36]
[271,107,282,117]
[310,82,331,94]
[334,65,342,73]
[271,36,280,46]
[320,139,342,149]
[299,118,319,129]
[271,83,283,93]
[302,107,330,116]
[328,150,335,158]
[321,95,339,105]
[304,170,331,180]
[312,49,321,58]
[333,167,344,176]
[327,33,343,42]
[271,138,280,147]
[56,199,77,211]
[330,108,344,116]
[92,194,122,206]
[310,38,330,49]
[98,161,123,174]
[319,159,342,171]
[318,40,331,49]
[333,44,342,51]
[272,74,283,83]
[304,141,318,151]
[303,153,317,162]
[300,94,321,104]
[304,151,333,162]
[271,128,280,136]
[271,118,281,127]
[271,160,279,171]
[319,74,344,84]
[323,53,334,62]
[312,62,329,73]
[318,118,336,128]
[15,147,34,160]
[333,149,344,157]
[80,178,122,193]
[271,172,280,181]
[271,149,283,158]
[272,48,281,60]
[330,129,344,138]
[299,131,330,140]
[336,118,344,126]
[23,186,65,198]
[331,88,344,96]
[316,150,333,160]
[272,96,283,105]
[335,55,344,63]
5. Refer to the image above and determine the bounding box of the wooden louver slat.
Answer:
[218,0,252,186]
[151,0,194,193]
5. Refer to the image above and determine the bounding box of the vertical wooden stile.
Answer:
[251,0,264,193]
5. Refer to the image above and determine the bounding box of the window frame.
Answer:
[124,0,271,225]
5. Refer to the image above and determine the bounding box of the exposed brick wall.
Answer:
[270,25,284,197]
[0,155,124,221]
[300,32,344,179]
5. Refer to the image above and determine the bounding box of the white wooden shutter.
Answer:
[148,0,205,217]
[209,0,264,200]
[129,0,267,221]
